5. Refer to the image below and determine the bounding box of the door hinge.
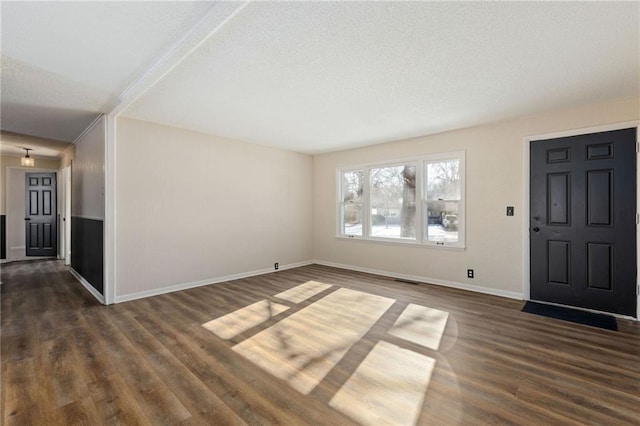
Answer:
[636,142,639,153]
[637,213,639,225]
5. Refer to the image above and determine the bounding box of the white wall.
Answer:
[115,118,313,299]
[313,97,640,298]
[72,117,105,220]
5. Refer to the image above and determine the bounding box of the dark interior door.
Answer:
[530,128,637,316]
[25,172,57,257]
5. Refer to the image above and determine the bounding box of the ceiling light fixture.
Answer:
[21,148,35,167]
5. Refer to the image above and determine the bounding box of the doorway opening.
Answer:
[25,172,57,257]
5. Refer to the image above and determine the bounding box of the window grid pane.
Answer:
[341,202,363,236]
[424,201,459,242]
[341,171,364,236]
[426,160,460,200]
[369,165,416,240]
[424,159,461,242]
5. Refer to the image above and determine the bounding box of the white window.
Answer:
[424,153,464,248]
[337,151,465,248]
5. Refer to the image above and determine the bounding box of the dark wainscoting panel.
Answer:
[71,216,103,294]
[1,215,5,259]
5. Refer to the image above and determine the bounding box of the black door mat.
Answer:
[522,301,617,331]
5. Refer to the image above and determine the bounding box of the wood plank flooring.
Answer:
[2,260,639,425]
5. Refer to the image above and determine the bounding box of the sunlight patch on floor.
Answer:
[329,340,435,425]
[388,303,449,350]
[232,288,394,394]
[202,299,289,339]
[274,280,332,303]
[203,283,452,423]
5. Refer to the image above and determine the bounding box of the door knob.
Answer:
[24,218,31,221]
[532,227,540,232]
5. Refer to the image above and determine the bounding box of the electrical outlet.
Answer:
[467,269,474,279]
[274,262,279,270]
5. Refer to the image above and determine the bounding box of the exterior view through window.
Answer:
[338,152,465,248]
[340,170,364,236]
[425,159,461,243]
[370,164,416,239]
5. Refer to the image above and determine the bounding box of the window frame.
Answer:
[336,151,465,249]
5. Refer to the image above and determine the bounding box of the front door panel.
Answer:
[25,172,57,257]
[530,128,636,316]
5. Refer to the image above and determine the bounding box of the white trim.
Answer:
[114,260,313,303]
[522,120,640,320]
[1,257,57,264]
[526,120,639,143]
[72,114,105,146]
[64,164,72,266]
[58,164,72,264]
[104,115,116,305]
[69,267,105,304]
[334,234,465,251]
[109,2,249,117]
[522,132,531,302]
[58,165,65,261]
[314,260,522,300]
[71,215,104,222]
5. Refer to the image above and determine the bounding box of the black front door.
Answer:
[25,172,57,257]
[530,128,637,316]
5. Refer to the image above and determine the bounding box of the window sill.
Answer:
[336,235,466,250]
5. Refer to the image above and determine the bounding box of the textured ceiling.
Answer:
[1,1,639,155]
[1,1,215,142]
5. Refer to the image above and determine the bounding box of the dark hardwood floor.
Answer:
[2,260,639,425]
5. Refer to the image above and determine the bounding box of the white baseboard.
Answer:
[313,260,523,301]
[6,245,55,263]
[114,260,314,304]
[110,258,521,304]
[69,268,106,304]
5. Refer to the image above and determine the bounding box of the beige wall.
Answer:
[313,97,639,298]
[115,118,314,299]
[1,155,60,214]
[72,117,105,220]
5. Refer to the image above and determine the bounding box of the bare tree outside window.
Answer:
[370,164,416,239]
[337,151,465,247]
[426,161,460,200]
[401,166,416,237]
